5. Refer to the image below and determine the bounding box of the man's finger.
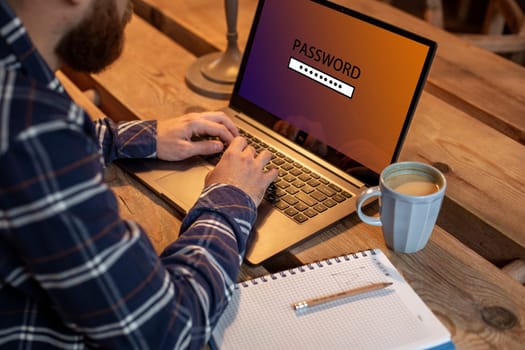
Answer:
[191,120,237,145]
[197,112,239,137]
[190,140,224,156]
[224,136,248,153]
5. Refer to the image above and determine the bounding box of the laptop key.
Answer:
[283,195,299,206]
[311,191,327,202]
[276,181,290,189]
[284,207,299,217]
[332,194,347,203]
[323,198,337,208]
[298,174,312,182]
[295,192,318,207]
[281,163,294,171]
[283,174,296,183]
[318,184,336,197]
[342,191,353,198]
[294,202,308,212]
[290,168,303,176]
[265,183,277,203]
[292,180,305,188]
[304,208,318,218]
[274,201,289,210]
[275,188,287,197]
[272,158,285,166]
[293,213,309,223]
[319,178,329,185]
[301,185,315,194]
[328,183,342,192]
[286,186,300,195]
[314,203,328,213]
[307,179,321,187]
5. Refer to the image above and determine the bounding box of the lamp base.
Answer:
[185,52,235,100]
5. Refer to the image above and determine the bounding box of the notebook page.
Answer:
[211,249,451,350]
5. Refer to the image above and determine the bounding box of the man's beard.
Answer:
[55,0,133,73]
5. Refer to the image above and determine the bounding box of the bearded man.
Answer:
[0,1,277,349]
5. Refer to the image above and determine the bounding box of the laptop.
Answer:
[119,0,437,264]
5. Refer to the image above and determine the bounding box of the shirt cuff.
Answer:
[180,184,257,253]
[116,120,157,159]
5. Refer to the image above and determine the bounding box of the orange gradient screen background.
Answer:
[238,0,432,174]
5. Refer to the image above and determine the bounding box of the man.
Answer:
[0,0,277,349]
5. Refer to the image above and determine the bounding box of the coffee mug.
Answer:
[356,161,446,253]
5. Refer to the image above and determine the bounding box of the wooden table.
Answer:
[61,1,525,348]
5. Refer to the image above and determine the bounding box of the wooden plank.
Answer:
[436,196,525,267]
[400,92,525,250]
[131,0,525,144]
[502,259,525,284]
[103,164,183,254]
[57,71,106,121]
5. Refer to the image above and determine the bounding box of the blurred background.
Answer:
[386,0,525,65]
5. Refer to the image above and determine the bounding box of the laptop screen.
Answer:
[230,0,436,186]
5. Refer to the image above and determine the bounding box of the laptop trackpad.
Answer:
[155,159,212,213]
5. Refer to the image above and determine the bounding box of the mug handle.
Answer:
[356,186,382,226]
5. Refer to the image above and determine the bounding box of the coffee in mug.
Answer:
[356,162,446,253]
[387,173,440,196]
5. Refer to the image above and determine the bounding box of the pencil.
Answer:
[293,282,393,311]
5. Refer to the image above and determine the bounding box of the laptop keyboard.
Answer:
[204,129,353,224]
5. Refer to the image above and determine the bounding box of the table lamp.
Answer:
[185,0,242,99]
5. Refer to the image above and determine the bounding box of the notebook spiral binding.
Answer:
[238,249,380,289]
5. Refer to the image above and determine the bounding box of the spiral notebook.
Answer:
[210,249,454,350]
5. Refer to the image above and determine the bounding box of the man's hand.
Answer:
[157,111,239,161]
[205,137,278,206]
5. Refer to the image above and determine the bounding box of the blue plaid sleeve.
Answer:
[0,112,257,349]
[94,118,157,164]
[0,79,257,350]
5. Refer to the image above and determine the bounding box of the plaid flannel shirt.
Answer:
[0,2,256,349]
